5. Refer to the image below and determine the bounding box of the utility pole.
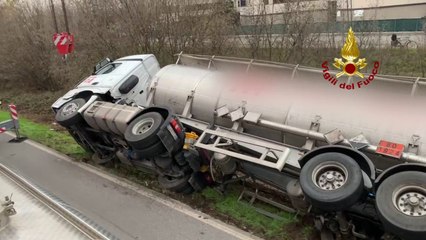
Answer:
[61,0,70,34]
[49,0,59,33]
[345,0,351,27]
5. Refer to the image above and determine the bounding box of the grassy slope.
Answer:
[201,188,299,239]
[0,111,87,158]
[0,110,307,239]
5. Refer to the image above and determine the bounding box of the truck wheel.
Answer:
[135,140,167,159]
[299,152,364,212]
[375,171,426,240]
[125,112,164,150]
[158,174,194,194]
[55,98,86,127]
[67,130,93,153]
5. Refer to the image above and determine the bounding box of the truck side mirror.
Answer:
[93,58,112,74]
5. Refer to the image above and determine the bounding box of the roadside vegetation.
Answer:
[0,0,425,94]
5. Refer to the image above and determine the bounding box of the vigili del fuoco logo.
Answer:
[322,27,380,90]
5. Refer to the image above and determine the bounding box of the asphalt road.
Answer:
[0,133,260,240]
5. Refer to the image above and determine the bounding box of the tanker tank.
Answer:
[151,62,426,166]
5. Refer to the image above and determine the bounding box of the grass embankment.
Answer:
[200,188,307,239]
[0,111,87,158]
[0,110,311,240]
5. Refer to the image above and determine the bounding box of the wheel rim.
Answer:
[393,186,426,217]
[132,118,154,135]
[312,161,348,191]
[62,102,79,116]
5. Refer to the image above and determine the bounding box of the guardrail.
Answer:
[0,163,114,240]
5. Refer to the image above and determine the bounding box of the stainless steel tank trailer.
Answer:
[52,53,426,240]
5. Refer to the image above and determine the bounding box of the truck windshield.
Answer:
[95,63,122,75]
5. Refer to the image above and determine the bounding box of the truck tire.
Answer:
[375,171,426,240]
[299,152,364,212]
[158,174,194,194]
[67,129,93,153]
[135,140,167,159]
[125,112,164,150]
[55,98,86,127]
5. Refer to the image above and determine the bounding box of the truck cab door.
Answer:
[125,64,151,107]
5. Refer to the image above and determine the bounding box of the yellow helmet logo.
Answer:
[333,28,367,78]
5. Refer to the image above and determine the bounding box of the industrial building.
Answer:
[234,0,426,32]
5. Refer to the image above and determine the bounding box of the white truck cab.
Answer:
[52,54,160,111]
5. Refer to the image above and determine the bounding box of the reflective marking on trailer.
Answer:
[376,140,405,159]
[167,124,178,140]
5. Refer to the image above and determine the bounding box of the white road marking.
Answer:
[6,132,263,240]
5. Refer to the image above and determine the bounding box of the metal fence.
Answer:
[238,18,426,34]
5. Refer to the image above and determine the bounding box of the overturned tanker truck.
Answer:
[52,53,426,240]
